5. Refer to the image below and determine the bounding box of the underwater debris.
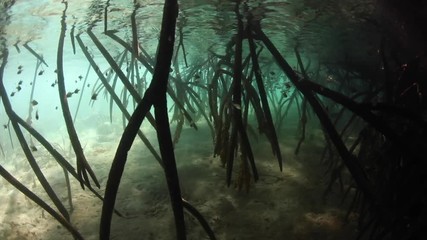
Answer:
[38,70,44,76]
[91,93,97,100]
[66,92,73,98]
[30,145,37,152]
[31,100,38,106]
[35,110,39,120]
[74,88,80,94]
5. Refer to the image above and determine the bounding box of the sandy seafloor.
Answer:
[0,116,359,240]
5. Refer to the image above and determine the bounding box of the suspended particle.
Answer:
[91,93,98,100]
[66,92,73,98]
[30,145,38,152]
[38,70,44,76]
[31,100,38,106]
[35,110,39,120]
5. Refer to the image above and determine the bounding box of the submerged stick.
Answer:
[131,4,139,58]
[70,23,76,55]
[294,47,308,155]
[57,2,99,189]
[247,18,283,170]
[226,1,244,187]
[76,34,163,167]
[87,29,158,129]
[254,24,375,203]
[0,50,70,221]
[73,64,91,122]
[0,140,4,157]
[23,42,49,67]
[101,1,190,239]
[151,1,186,238]
[0,165,83,240]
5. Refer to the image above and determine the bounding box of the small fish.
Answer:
[31,100,38,106]
[3,124,7,129]
[30,145,37,152]
[16,86,22,91]
[78,75,83,80]
[285,82,291,89]
[87,84,90,87]
[91,93,98,100]
[51,83,56,87]
[66,92,73,98]
[38,70,44,76]
[281,90,288,98]
[10,92,15,97]
[35,110,39,120]
[18,80,23,85]
[74,88,80,94]
[54,69,57,73]
[18,65,23,70]
[232,103,241,110]
[55,106,58,110]
[17,69,22,74]
[270,71,275,75]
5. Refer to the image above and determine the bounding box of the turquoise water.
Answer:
[1,0,425,239]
